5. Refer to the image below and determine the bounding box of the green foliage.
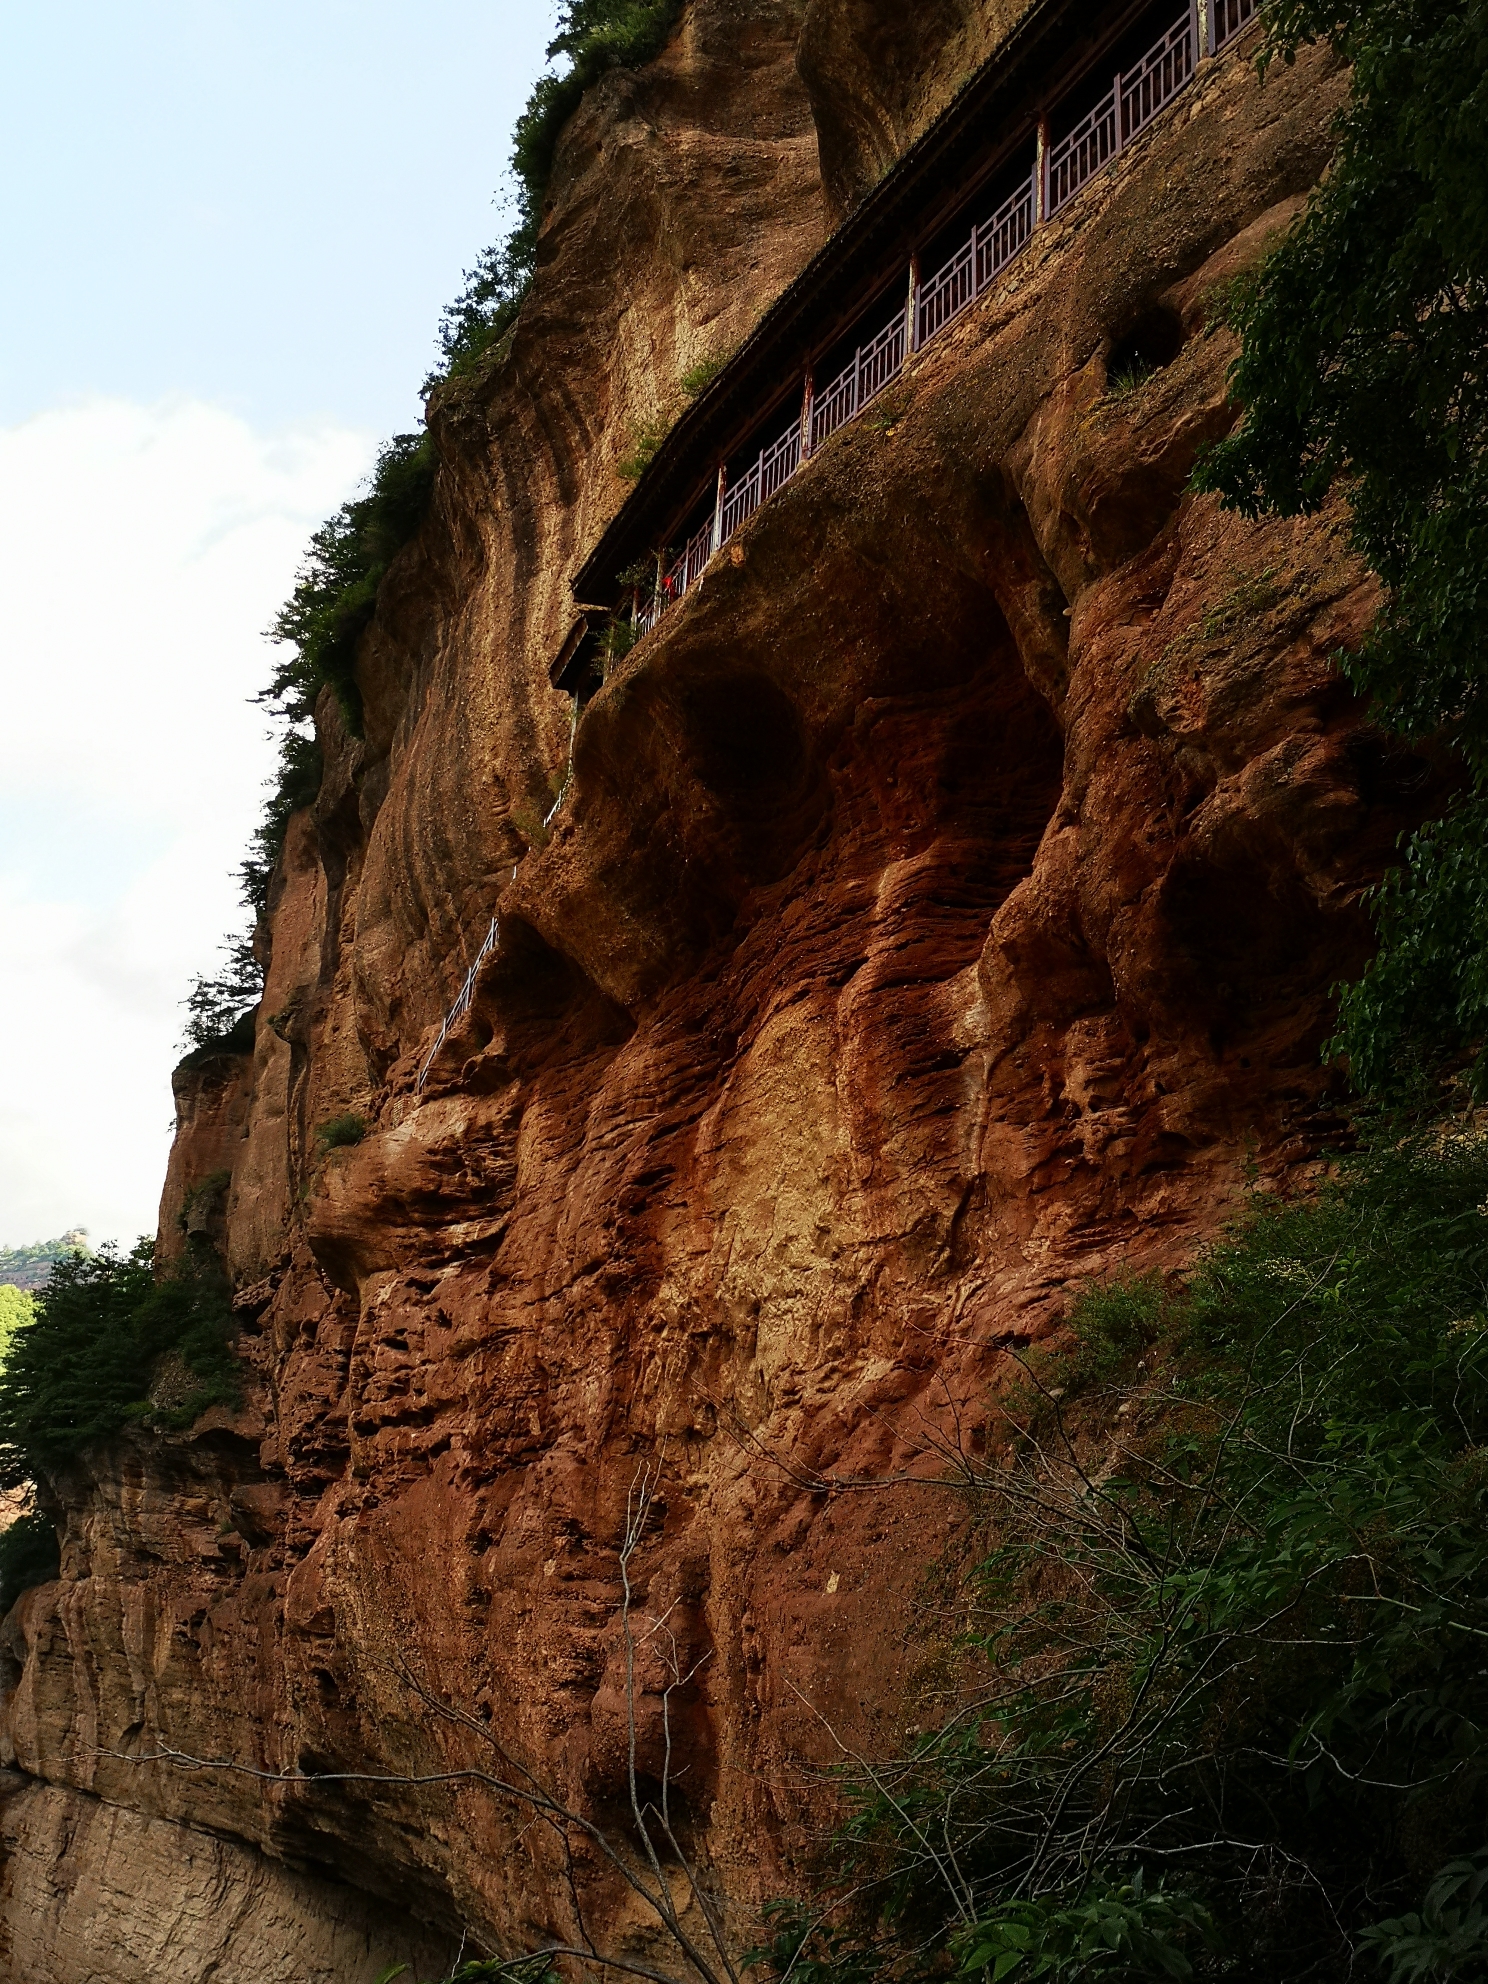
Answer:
[181,933,262,1055]
[177,1171,232,1235]
[316,1113,367,1152]
[0,1232,89,1294]
[1199,0,1488,750]
[509,806,551,852]
[177,1006,257,1072]
[1196,564,1279,640]
[957,1872,1220,1982]
[265,431,435,737]
[0,1287,34,1364]
[681,352,727,397]
[240,726,323,919]
[436,0,685,379]
[1360,1850,1488,1983]
[1193,0,1488,1091]
[196,0,688,1032]
[746,1898,885,1984]
[186,430,428,1021]
[616,418,670,481]
[0,1511,59,1612]
[863,389,908,435]
[435,233,530,384]
[437,1959,562,1984]
[0,1241,238,1485]
[808,1128,1488,1982]
[1330,792,1488,1097]
[1105,358,1158,399]
[1062,1272,1165,1387]
[604,614,640,662]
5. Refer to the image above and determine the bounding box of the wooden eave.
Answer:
[548,608,608,693]
[571,0,1165,606]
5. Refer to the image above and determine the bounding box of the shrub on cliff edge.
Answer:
[1195,0,1488,1094]
[184,1,687,1020]
[315,1112,367,1151]
[435,0,687,378]
[264,430,436,739]
[180,932,262,1056]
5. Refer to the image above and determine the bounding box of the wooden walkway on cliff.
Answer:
[439,0,1257,1091]
[555,0,1257,684]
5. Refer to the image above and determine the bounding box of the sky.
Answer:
[0,0,555,1250]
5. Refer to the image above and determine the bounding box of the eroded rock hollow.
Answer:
[0,3,1440,1975]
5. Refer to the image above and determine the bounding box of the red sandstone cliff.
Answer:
[0,7,1442,1978]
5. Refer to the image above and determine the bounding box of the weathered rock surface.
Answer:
[0,1778,456,1983]
[797,0,1028,215]
[1,7,1448,1976]
[159,1045,255,1266]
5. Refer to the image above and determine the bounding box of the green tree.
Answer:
[0,1286,33,1365]
[1194,0,1488,1092]
[181,932,262,1053]
[0,1513,59,1612]
[0,1241,237,1485]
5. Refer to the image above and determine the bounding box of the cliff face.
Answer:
[796,0,1029,215]
[0,6,1446,1976]
[0,1778,456,1984]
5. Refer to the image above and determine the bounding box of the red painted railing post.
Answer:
[711,462,726,554]
[905,252,921,357]
[800,370,815,462]
[1036,117,1050,222]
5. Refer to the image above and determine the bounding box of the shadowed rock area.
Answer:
[0,5,1450,1976]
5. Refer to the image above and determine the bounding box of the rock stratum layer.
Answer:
[0,5,1445,1977]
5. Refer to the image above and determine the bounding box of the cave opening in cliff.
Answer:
[1106,301,1185,389]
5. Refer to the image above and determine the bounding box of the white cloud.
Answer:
[0,397,376,1248]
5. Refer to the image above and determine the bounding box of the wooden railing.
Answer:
[444,2,1269,1091]
[1048,90,1119,213]
[620,0,1254,641]
[1049,9,1195,214]
[814,312,907,447]
[918,175,1037,344]
[1210,0,1255,54]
